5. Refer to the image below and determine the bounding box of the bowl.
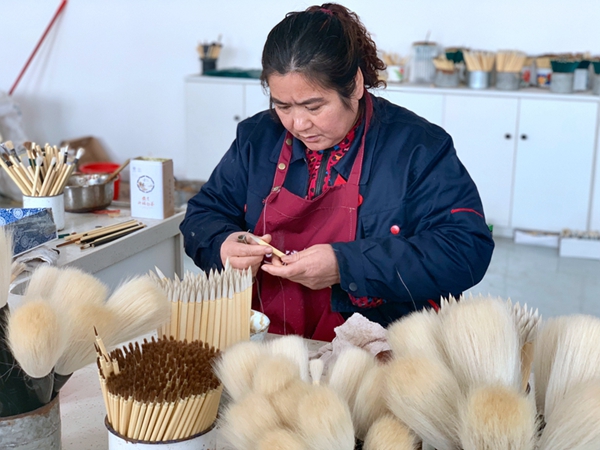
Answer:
[64,173,115,213]
[250,310,270,342]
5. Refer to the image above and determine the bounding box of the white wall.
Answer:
[1,0,599,179]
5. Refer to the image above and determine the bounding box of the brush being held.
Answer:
[459,384,537,450]
[363,414,419,450]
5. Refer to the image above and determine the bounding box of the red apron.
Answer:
[252,94,373,341]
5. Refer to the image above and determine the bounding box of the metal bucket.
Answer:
[0,394,61,449]
[63,173,114,213]
[550,72,574,94]
[106,417,217,449]
[433,70,459,88]
[592,74,600,95]
[496,72,521,91]
[468,71,490,89]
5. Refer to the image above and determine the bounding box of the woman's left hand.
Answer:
[260,244,340,290]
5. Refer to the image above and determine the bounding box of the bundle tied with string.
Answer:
[97,335,222,442]
[151,263,253,350]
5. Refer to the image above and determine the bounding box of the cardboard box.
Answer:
[0,208,57,256]
[130,157,175,220]
[559,237,600,260]
[59,136,111,169]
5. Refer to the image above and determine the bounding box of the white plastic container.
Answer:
[22,193,65,231]
[106,418,217,450]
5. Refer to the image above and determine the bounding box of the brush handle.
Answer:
[53,372,73,393]
[24,373,54,405]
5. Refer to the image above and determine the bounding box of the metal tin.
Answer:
[495,72,521,91]
[106,417,217,449]
[433,70,459,88]
[593,74,600,96]
[63,174,114,213]
[468,71,490,89]
[550,72,574,94]
[0,394,61,449]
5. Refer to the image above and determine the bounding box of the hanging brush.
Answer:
[363,414,419,450]
[543,315,600,420]
[459,384,537,450]
[0,229,39,416]
[6,298,68,404]
[214,340,265,402]
[439,295,521,393]
[387,307,442,360]
[386,355,463,450]
[538,381,600,450]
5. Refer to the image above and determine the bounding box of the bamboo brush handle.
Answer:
[104,159,130,185]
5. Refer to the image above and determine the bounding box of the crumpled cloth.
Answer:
[9,246,59,294]
[310,312,391,374]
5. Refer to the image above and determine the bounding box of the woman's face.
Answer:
[268,71,364,151]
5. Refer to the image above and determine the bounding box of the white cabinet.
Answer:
[376,89,444,126]
[512,99,598,232]
[444,95,519,229]
[184,77,269,181]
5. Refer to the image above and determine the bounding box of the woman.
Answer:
[180,3,494,341]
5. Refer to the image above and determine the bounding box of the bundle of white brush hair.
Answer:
[439,295,521,392]
[352,364,389,441]
[363,414,419,450]
[385,355,462,450]
[542,314,600,420]
[387,307,441,360]
[328,346,375,410]
[215,340,265,402]
[459,384,537,450]
[268,334,310,382]
[256,428,306,450]
[538,380,600,450]
[252,354,300,396]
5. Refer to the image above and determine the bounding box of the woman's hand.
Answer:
[220,232,273,276]
[261,244,340,290]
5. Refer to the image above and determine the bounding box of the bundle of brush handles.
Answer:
[152,265,253,350]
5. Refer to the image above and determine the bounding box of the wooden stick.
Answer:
[246,233,286,258]
[78,222,143,243]
[163,397,187,441]
[142,401,162,442]
[65,220,140,241]
[80,224,146,249]
[132,401,148,440]
[0,157,28,194]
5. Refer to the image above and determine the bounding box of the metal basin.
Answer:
[64,173,114,213]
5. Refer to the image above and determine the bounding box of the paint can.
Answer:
[0,394,61,449]
[106,417,217,450]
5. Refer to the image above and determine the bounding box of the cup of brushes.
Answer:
[0,140,85,231]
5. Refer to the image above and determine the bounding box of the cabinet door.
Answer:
[376,90,444,126]
[185,81,244,181]
[245,83,270,118]
[444,95,519,229]
[512,99,598,232]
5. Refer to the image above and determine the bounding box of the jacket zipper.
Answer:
[314,149,332,198]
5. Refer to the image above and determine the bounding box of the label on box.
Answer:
[130,157,175,220]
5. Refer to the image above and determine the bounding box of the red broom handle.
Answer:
[9,0,68,96]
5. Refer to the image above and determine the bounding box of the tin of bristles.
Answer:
[97,336,222,449]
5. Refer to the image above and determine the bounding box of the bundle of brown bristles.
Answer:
[96,334,222,443]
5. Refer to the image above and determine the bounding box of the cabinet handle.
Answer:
[233,115,241,121]
[520,134,528,140]
[504,133,512,140]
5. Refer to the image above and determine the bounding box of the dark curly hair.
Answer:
[261,3,386,109]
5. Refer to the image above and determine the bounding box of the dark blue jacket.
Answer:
[180,94,494,327]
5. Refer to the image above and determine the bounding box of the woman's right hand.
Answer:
[220,232,273,275]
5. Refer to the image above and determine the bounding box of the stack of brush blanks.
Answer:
[0,227,170,417]
[150,263,253,350]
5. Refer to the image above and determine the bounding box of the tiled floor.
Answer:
[184,236,600,320]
